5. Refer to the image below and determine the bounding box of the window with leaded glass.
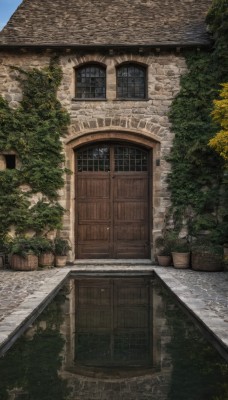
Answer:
[117,64,146,99]
[77,145,110,172]
[77,144,148,172]
[75,64,106,99]
[114,146,148,172]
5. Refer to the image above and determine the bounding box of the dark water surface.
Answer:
[0,276,227,400]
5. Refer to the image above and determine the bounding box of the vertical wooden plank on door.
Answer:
[76,173,111,258]
[113,172,149,258]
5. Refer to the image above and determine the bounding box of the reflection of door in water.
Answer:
[75,143,150,259]
[75,278,152,367]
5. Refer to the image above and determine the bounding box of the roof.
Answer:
[0,0,212,47]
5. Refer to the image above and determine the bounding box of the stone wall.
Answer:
[0,50,187,260]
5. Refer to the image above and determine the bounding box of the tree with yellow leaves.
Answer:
[209,83,228,163]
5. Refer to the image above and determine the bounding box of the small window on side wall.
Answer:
[5,155,16,169]
[117,63,146,100]
[0,154,16,170]
[75,63,106,99]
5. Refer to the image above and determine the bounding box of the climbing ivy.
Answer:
[0,59,70,239]
[167,0,228,243]
[206,0,228,64]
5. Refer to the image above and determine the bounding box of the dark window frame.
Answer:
[76,143,148,173]
[116,62,147,100]
[114,144,148,172]
[75,63,107,100]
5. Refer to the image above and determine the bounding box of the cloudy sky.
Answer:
[0,0,22,30]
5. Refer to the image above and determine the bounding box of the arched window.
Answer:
[75,63,106,99]
[117,63,146,99]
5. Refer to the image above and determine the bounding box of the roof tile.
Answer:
[0,0,212,46]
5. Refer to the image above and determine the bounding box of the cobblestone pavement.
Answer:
[154,267,228,322]
[0,265,227,358]
[0,269,60,322]
[0,266,227,324]
[153,266,228,359]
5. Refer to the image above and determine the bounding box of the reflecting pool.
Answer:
[0,276,227,400]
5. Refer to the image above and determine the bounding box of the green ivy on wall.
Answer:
[206,0,228,64]
[0,59,70,239]
[167,0,228,243]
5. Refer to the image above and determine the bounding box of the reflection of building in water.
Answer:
[60,277,173,400]
[76,278,152,368]
[8,389,29,400]
[4,278,227,400]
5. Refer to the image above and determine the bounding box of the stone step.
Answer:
[72,259,153,266]
[69,265,155,276]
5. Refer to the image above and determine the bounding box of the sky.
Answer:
[0,0,22,30]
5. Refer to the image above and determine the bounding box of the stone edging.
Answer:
[0,266,227,362]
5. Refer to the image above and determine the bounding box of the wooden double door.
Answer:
[75,143,150,259]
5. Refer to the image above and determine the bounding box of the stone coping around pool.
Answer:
[153,268,228,362]
[0,265,227,361]
[0,269,69,356]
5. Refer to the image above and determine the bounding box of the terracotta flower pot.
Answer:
[39,252,54,268]
[11,254,38,271]
[55,255,67,267]
[157,255,172,267]
[172,252,190,269]
[223,245,228,257]
[0,253,6,270]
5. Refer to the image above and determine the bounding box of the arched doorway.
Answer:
[75,142,151,259]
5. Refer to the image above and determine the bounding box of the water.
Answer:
[0,276,227,400]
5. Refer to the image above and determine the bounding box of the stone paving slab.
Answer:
[0,265,227,359]
[153,267,228,359]
[0,268,69,355]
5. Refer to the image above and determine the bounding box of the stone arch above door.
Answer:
[66,122,163,147]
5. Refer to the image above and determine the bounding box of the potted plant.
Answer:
[223,243,228,258]
[54,237,71,267]
[0,237,7,269]
[191,242,224,272]
[9,236,40,271]
[36,237,54,268]
[155,236,172,267]
[171,239,190,269]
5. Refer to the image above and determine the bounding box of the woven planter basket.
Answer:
[11,254,38,271]
[39,253,54,268]
[192,252,223,272]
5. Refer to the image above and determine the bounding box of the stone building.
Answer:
[0,0,212,261]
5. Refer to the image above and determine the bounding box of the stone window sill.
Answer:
[71,98,150,102]
[114,98,150,101]
[72,98,107,102]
